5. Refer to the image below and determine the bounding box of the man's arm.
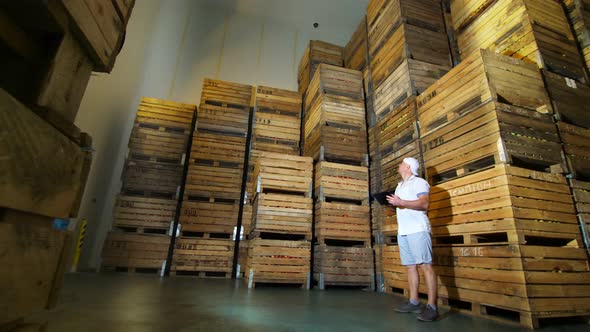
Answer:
[386,194,429,211]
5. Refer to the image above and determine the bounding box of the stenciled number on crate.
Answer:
[183,208,200,216]
[256,118,272,125]
[119,200,135,208]
[460,247,485,257]
[424,137,444,152]
[258,88,273,95]
[204,81,219,88]
[417,90,437,107]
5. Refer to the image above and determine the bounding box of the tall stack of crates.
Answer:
[365,0,451,291]
[344,17,369,72]
[172,79,253,277]
[300,61,374,289]
[102,97,196,273]
[246,153,313,288]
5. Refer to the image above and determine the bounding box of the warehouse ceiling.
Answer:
[198,0,369,29]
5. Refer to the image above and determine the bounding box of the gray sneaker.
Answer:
[395,301,423,313]
[417,305,439,322]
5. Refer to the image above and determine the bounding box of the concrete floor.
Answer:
[24,273,589,332]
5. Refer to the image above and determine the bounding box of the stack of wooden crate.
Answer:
[246,153,313,288]
[377,49,590,328]
[564,0,590,74]
[1,1,135,326]
[172,79,253,277]
[298,41,344,96]
[303,64,367,165]
[344,17,369,72]
[451,0,587,83]
[313,162,374,289]
[102,97,195,273]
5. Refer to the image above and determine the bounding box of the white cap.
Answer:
[403,157,419,176]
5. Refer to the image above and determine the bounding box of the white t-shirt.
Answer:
[394,175,431,235]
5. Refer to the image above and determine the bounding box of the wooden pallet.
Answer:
[196,103,250,136]
[200,78,254,108]
[304,64,364,111]
[170,238,234,277]
[251,193,313,237]
[315,162,369,203]
[314,201,371,243]
[543,70,590,129]
[344,17,368,71]
[417,49,552,137]
[428,164,581,244]
[121,160,183,194]
[304,124,368,166]
[367,0,446,58]
[370,22,451,90]
[313,245,375,289]
[371,59,449,120]
[558,122,590,179]
[298,40,343,95]
[304,94,366,139]
[113,195,177,229]
[252,152,313,196]
[246,239,311,289]
[179,201,239,234]
[456,0,586,82]
[422,100,563,185]
[101,232,170,270]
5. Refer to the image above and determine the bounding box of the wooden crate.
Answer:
[314,202,371,243]
[0,210,70,325]
[304,125,368,165]
[190,132,247,165]
[138,97,196,131]
[422,100,563,185]
[371,202,397,235]
[382,244,590,329]
[367,0,446,58]
[251,193,313,237]
[200,78,254,108]
[297,40,343,95]
[170,238,234,277]
[252,152,313,196]
[184,161,243,202]
[428,164,581,246]
[121,160,183,195]
[113,195,176,230]
[558,122,590,179]
[0,89,85,218]
[242,204,253,236]
[543,70,590,129]
[246,239,311,288]
[564,0,590,70]
[371,59,449,120]
[570,179,590,242]
[370,22,451,90]
[315,162,369,203]
[179,201,239,235]
[304,64,364,112]
[101,232,170,271]
[313,245,374,288]
[304,94,366,139]
[456,0,586,82]
[128,124,189,162]
[344,17,368,71]
[237,240,249,277]
[253,86,302,154]
[450,0,497,32]
[196,103,250,137]
[417,49,552,137]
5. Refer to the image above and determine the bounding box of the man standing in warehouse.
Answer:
[386,157,438,322]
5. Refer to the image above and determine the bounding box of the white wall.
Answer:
[76,0,368,269]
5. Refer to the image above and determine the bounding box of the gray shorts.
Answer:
[398,231,432,266]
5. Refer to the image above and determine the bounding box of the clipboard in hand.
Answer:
[372,190,394,206]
